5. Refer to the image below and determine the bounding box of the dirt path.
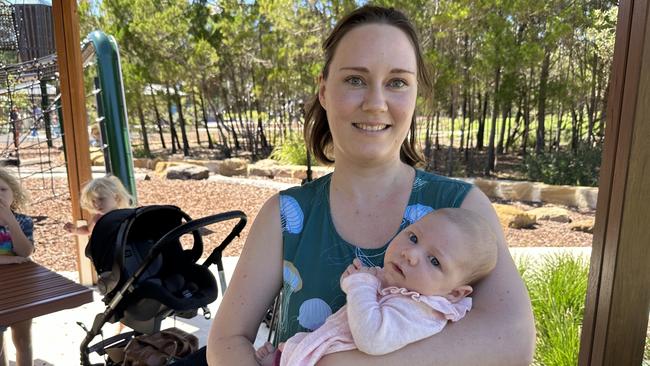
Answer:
[23,174,594,272]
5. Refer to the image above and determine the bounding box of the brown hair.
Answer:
[304,5,432,166]
[0,168,28,211]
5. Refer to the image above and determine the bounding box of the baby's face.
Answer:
[383,212,469,297]
[92,194,118,214]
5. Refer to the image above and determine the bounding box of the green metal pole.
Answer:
[85,30,137,203]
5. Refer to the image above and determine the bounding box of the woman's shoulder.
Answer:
[280,173,331,200]
[413,169,474,208]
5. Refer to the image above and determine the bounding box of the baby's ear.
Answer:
[445,285,473,303]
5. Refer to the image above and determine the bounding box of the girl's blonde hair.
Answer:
[80,175,134,214]
[0,168,28,211]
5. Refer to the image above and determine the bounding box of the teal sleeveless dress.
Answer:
[277,169,472,343]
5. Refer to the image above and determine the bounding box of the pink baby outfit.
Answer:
[280,272,472,366]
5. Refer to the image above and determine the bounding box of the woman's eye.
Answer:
[388,79,407,88]
[409,233,418,244]
[345,76,364,87]
[429,256,440,266]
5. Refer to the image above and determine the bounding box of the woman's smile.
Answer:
[352,122,390,132]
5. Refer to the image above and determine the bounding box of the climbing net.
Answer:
[0,54,68,203]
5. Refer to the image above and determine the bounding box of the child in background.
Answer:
[64,175,134,236]
[0,168,35,366]
[255,208,498,366]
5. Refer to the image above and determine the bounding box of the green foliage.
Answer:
[270,134,309,165]
[518,253,590,366]
[132,146,151,158]
[524,144,602,186]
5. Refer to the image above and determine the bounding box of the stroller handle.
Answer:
[116,210,247,305]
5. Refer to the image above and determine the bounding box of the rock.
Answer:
[539,184,577,208]
[249,159,279,178]
[499,181,537,202]
[165,164,210,180]
[508,214,537,229]
[220,158,248,176]
[493,204,537,229]
[474,178,501,199]
[90,148,104,166]
[570,219,595,233]
[528,207,572,223]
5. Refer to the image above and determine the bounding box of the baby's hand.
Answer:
[340,258,380,285]
[63,222,74,233]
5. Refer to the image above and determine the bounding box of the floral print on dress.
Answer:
[298,298,332,331]
[403,204,434,225]
[280,195,304,234]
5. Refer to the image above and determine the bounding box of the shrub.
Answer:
[524,144,602,186]
[132,146,152,159]
[270,134,309,165]
[518,253,589,366]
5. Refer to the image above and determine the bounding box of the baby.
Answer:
[256,207,498,366]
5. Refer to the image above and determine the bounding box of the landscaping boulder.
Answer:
[165,164,210,180]
[249,159,279,178]
[493,203,537,229]
[528,207,572,223]
[570,219,595,234]
[540,185,577,208]
[90,147,104,166]
[220,158,248,177]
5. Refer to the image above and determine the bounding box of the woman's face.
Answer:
[319,24,418,165]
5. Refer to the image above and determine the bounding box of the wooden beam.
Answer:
[51,0,94,285]
[579,0,650,364]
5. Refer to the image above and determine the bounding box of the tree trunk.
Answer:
[164,84,181,153]
[486,66,501,174]
[150,88,166,150]
[173,84,191,156]
[198,89,215,149]
[497,103,510,155]
[535,48,551,154]
[136,101,151,157]
[191,91,201,146]
[477,91,488,150]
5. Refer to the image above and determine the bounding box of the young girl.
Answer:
[0,168,35,366]
[64,175,134,236]
[255,208,498,366]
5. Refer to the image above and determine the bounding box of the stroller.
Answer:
[79,205,247,365]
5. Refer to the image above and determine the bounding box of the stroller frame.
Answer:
[79,206,247,366]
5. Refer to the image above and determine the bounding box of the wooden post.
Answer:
[51,0,94,285]
[579,0,650,364]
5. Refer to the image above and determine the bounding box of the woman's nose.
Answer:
[362,85,388,113]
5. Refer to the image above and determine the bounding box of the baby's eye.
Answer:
[408,233,418,244]
[388,79,407,88]
[345,76,364,87]
[428,256,440,266]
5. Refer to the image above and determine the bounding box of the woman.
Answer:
[207,5,535,365]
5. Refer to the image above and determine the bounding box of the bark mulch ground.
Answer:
[22,174,594,272]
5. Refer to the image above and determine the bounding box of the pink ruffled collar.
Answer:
[379,286,472,322]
